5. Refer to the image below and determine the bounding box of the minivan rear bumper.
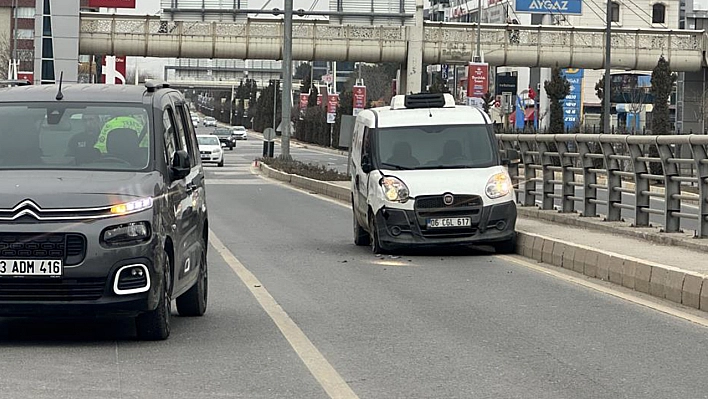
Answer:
[374,200,517,249]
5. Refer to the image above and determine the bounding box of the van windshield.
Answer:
[375,124,496,170]
[0,104,151,171]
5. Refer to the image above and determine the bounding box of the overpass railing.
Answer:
[497,134,708,238]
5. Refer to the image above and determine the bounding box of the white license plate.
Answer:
[0,260,62,277]
[427,217,471,228]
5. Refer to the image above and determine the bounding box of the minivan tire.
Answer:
[136,251,171,340]
[176,244,208,317]
[369,213,387,254]
[353,207,370,246]
[494,233,517,254]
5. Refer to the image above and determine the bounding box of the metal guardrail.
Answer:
[497,134,708,238]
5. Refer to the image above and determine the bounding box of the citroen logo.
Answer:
[443,194,454,206]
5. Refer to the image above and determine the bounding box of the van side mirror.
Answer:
[170,150,191,180]
[501,149,520,166]
[361,154,373,173]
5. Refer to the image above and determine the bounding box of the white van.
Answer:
[350,93,518,254]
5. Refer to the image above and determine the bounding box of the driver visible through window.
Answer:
[0,104,151,170]
[376,124,496,170]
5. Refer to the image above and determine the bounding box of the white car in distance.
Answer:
[197,134,224,167]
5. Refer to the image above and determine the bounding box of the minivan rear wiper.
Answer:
[380,162,412,170]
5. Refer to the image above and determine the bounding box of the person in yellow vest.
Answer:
[94,114,149,153]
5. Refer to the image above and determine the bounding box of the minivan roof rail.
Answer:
[0,79,31,87]
[144,80,171,92]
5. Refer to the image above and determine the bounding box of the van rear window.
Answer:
[375,124,496,170]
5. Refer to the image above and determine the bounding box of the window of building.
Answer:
[652,3,666,23]
[43,16,52,36]
[43,0,51,15]
[14,7,35,19]
[14,29,33,39]
[42,38,53,58]
[41,60,55,82]
[611,2,620,22]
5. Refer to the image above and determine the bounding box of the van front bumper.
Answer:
[373,200,517,249]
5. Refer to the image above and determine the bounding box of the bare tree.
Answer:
[0,33,10,80]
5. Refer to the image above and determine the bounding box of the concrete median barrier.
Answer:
[255,162,707,312]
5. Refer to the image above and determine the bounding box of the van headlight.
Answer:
[485,172,512,199]
[102,222,151,246]
[380,176,409,203]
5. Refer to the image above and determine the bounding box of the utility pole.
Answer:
[230,84,235,126]
[280,0,293,159]
[603,0,612,134]
[10,0,19,80]
[273,79,279,131]
[475,0,482,63]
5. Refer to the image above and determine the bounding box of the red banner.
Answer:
[299,93,309,110]
[88,0,136,8]
[467,63,489,98]
[326,94,339,124]
[17,72,33,84]
[352,86,366,116]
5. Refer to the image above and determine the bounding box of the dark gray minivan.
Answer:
[0,81,208,340]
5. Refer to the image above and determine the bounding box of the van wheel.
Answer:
[353,208,370,246]
[176,245,208,317]
[494,233,517,254]
[136,251,171,340]
[369,213,387,255]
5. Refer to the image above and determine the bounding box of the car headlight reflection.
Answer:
[485,172,512,199]
[380,176,409,203]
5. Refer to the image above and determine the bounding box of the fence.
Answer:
[496,134,708,238]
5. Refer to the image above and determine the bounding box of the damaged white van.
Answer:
[350,93,518,254]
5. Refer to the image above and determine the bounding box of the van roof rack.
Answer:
[390,93,455,110]
[144,80,171,92]
[404,93,446,108]
[0,79,31,87]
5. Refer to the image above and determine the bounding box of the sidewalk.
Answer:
[256,163,708,313]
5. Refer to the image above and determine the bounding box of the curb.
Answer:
[256,162,708,312]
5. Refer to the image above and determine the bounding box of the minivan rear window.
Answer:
[375,124,496,170]
[0,104,151,171]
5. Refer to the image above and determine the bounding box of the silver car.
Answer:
[231,126,248,140]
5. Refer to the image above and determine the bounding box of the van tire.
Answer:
[494,233,517,254]
[369,213,387,254]
[176,243,208,317]
[136,251,171,340]
[353,208,370,246]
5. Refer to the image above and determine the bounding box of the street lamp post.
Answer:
[604,0,612,133]
[280,0,293,159]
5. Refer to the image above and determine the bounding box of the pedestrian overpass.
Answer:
[79,14,705,72]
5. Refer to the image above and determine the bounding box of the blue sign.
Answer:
[561,68,584,131]
[516,0,582,15]
[441,64,450,80]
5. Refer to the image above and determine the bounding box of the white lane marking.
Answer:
[499,255,708,328]
[209,232,360,399]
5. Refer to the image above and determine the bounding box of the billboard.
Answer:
[352,86,366,116]
[327,94,339,124]
[89,0,136,8]
[561,68,584,130]
[515,0,582,15]
[467,63,489,98]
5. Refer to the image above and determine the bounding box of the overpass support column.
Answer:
[404,0,424,94]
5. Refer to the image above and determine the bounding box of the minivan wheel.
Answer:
[494,233,517,254]
[176,245,208,317]
[136,251,171,340]
[369,213,387,255]
[353,207,370,246]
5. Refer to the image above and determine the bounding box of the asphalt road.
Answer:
[0,127,707,398]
